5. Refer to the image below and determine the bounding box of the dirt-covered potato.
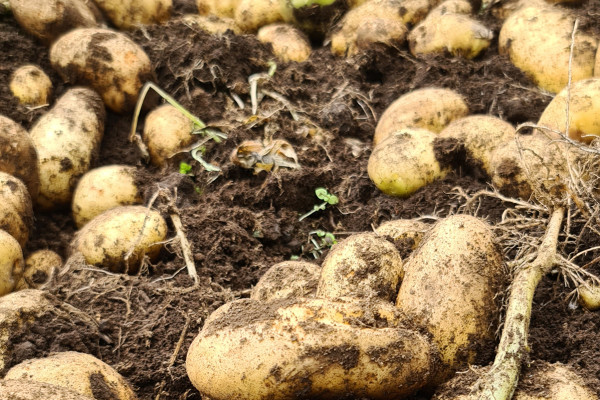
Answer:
[72,165,142,228]
[29,88,105,210]
[257,24,311,62]
[490,0,548,20]
[92,0,171,30]
[251,260,320,301]
[375,218,431,254]
[235,0,283,32]
[374,87,468,146]
[499,5,598,93]
[317,233,404,301]
[0,172,33,248]
[71,205,168,273]
[577,282,600,311]
[0,380,95,400]
[15,249,61,290]
[178,14,240,34]
[368,128,450,197]
[0,230,24,297]
[9,65,52,106]
[196,0,241,17]
[50,28,155,113]
[0,115,39,201]
[513,362,598,400]
[397,214,506,381]
[186,297,434,400]
[5,351,137,400]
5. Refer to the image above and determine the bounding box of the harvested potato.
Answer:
[71,205,168,273]
[178,14,240,34]
[235,0,283,32]
[196,0,241,17]
[5,351,137,400]
[374,87,468,146]
[513,362,598,400]
[0,230,24,297]
[0,380,94,400]
[50,28,155,113]
[9,65,52,107]
[0,115,39,201]
[427,0,472,16]
[490,0,548,20]
[317,233,404,301]
[578,282,600,311]
[279,0,349,39]
[368,128,450,197]
[499,6,598,93]
[375,218,431,253]
[29,88,105,210]
[257,24,311,62]
[0,172,33,248]
[397,215,506,381]
[92,0,171,29]
[15,249,61,290]
[187,297,433,400]
[251,260,320,301]
[72,165,142,228]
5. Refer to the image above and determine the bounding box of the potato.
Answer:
[396,214,506,381]
[9,65,53,107]
[15,249,62,290]
[0,115,39,201]
[0,172,33,248]
[186,297,434,400]
[257,24,311,62]
[196,0,241,17]
[72,165,142,228]
[50,28,155,113]
[29,87,105,210]
[577,282,600,311]
[5,351,137,400]
[71,205,168,273]
[499,6,598,93]
[0,380,95,400]
[374,87,468,146]
[178,14,240,34]
[375,218,431,254]
[317,233,404,301]
[0,230,24,297]
[251,260,320,301]
[368,128,450,197]
[513,362,598,400]
[490,0,549,20]
[8,0,100,44]
[235,0,283,32]
[92,0,171,30]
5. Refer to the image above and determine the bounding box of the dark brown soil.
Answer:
[1,0,600,399]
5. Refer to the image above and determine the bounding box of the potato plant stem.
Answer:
[170,212,198,284]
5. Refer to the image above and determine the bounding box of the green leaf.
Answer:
[179,162,192,175]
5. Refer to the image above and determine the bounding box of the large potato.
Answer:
[251,260,320,301]
[50,28,155,113]
[16,249,61,290]
[143,104,195,167]
[513,362,598,400]
[92,0,171,30]
[257,24,311,62]
[0,380,94,400]
[29,88,105,210]
[9,64,53,107]
[0,230,25,297]
[0,172,33,248]
[235,0,283,32]
[0,115,39,201]
[71,205,168,273]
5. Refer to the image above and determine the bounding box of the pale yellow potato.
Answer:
[196,0,241,17]
[397,214,506,382]
[5,351,137,400]
[92,0,171,29]
[178,14,240,34]
[0,230,24,297]
[398,0,442,25]
[50,28,155,113]
[427,0,472,17]
[375,218,431,253]
[29,88,105,210]
[317,232,404,301]
[499,6,598,94]
[15,249,61,290]
[257,24,311,62]
[0,115,39,201]
[368,128,450,197]
[0,172,33,248]
[235,0,283,32]
[143,104,195,167]
[71,205,167,273]
[0,380,94,400]
[374,87,468,146]
[513,362,598,400]
[490,0,549,20]
[9,65,52,107]
[186,297,433,400]
[578,282,600,311]
[251,260,320,301]
[72,165,142,228]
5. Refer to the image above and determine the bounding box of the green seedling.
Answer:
[179,162,193,175]
[307,230,337,259]
[299,187,339,221]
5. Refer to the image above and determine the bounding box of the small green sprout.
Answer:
[299,187,339,221]
[179,162,193,175]
[307,230,337,259]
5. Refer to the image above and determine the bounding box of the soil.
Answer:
[1,0,600,399]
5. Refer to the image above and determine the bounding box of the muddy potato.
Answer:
[0,380,94,400]
[29,88,105,210]
[235,0,283,32]
[368,128,450,197]
[0,172,33,248]
[5,351,137,400]
[577,282,600,311]
[178,14,240,34]
[72,165,142,228]
[374,87,468,146]
[196,0,241,17]
[251,260,320,301]
[50,28,155,113]
[499,5,598,93]
[257,24,311,62]
[513,362,598,400]
[92,0,171,29]
[0,230,24,297]
[375,218,431,253]
[9,65,52,107]
[71,205,168,273]
[15,249,61,290]
[0,115,39,201]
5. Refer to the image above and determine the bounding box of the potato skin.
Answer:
[50,28,155,113]
[251,260,320,301]
[197,0,241,17]
[9,65,53,107]
[257,24,311,62]
[0,172,33,248]
[235,0,283,32]
[92,0,171,29]
[0,230,24,297]
[16,249,61,290]
[0,380,94,400]
[512,362,598,400]
[178,14,240,34]
[375,218,430,254]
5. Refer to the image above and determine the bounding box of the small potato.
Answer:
[0,115,39,201]
[50,28,155,113]
[0,172,33,248]
[92,0,171,29]
[374,87,468,146]
[197,0,241,17]
[143,104,195,167]
[257,24,311,62]
[317,233,404,301]
[15,249,61,290]
[0,380,94,400]
[5,351,137,400]
[235,0,283,32]
[578,283,600,311]
[513,362,598,400]
[368,128,450,197]
[251,260,320,301]
[72,165,142,228]
[0,230,24,297]
[29,87,105,210]
[71,205,168,273]
[375,218,431,253]
[9,65,53,107]
[178,14,240,34]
